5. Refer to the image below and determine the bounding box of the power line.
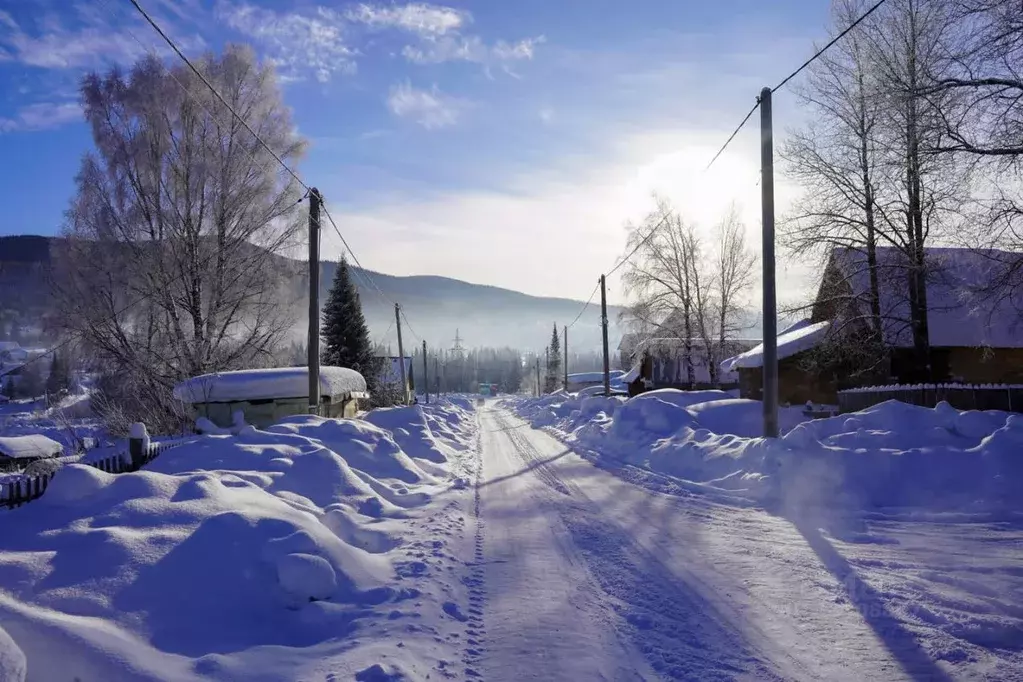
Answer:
[704,100,761,172]
[703,0,888,173]
[566,282,600,330]
[772,0,888,94]
[127,0,308,192]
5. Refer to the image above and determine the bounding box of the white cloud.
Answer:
[401,34,543,70]
[345,3,466,37]
[0,4,204,70]
[216,1,356,82]
[386,81,464,129]
[0,102,82,133]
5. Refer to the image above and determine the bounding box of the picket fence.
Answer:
[2,441,178,510]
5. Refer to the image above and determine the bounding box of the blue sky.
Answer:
[0,0,830,302]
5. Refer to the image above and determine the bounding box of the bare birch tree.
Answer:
[54,45,306,431]
[781,0,887,347]
[711,204,757,381]
[866,0,969,378]
[621,198,754,387]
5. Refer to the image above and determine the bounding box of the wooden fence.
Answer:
[838,384,1023,414]
[2,440,179,510]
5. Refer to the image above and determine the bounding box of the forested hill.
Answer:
[0,235,624,352]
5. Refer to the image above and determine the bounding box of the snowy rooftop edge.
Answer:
[721,320,831,371]
[173,366,367,403]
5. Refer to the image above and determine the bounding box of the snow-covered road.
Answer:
[469,404,1023,681]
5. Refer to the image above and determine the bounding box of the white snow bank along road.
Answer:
[508,390,1023,513]
[0,398,481,681]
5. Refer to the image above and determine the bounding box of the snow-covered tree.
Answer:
[54,45,306,431]
[321,258,379,394]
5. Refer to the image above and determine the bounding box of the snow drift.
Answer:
[510,390,1023,513]
[0,397,479,680]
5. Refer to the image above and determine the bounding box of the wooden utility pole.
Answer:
[435,356,440,395]
[760,87,779,437]
[600,274,611,396]
[395,303,408,405]
[307,188,322,414]
[422,340,429,404]
[535,356,541,397]
[563,325,568,391]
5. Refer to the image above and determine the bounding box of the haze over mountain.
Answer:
[0,235,625,354]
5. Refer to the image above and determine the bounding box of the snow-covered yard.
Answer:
[0,397,482,681]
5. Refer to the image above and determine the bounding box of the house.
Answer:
[723,246,1023,405]
[0,435,63,471]
[721,320,838,405]
[625,336,759,393]
[173,366,368,429]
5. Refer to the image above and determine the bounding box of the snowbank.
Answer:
[0,399,480,680]
[173,366,367,403]
[510,390,1023,513]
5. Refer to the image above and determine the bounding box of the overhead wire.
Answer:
[127,0,309,192]
[129,0,417,350]
[566,282,600,331]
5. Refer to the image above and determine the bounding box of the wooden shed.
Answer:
[173,366,368,429]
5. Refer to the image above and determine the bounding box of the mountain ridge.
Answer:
[0,235,625,352]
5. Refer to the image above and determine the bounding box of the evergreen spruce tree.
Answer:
[546,324,562,392]
[46,351,70,395]
[321,258,379,392]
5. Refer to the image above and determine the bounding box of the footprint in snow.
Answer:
[442,601,470,622]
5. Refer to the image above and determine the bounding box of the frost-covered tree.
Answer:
[54,45,306,431]
[321,258,379,393]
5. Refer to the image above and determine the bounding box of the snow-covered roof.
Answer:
[173,366,367,403]
[0,435,63,460]
[567,371,624,385]
[721,320,831,371]
[826,247,1023,348]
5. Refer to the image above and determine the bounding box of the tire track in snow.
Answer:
[494,407,785,681]
[460,407,489,678]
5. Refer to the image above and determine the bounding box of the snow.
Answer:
[3,384,1023,679]
[0,434,63,460]
[0,396,480,680]
[172,366,368,403]
[722,320,831,370]
[567,370,624,385]
[510,390,1023,514]
[477,403,1023,680]
[275,552,338,603]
